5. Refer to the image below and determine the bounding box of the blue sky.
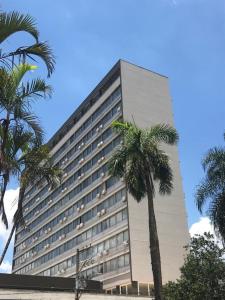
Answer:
[0,0,225,272]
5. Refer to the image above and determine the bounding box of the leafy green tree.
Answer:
[196,133,225,242]
[0,131,61,265]
[0,11,55,76]
[0,63,52,227]
[163,233,225,300]
[108,121,178,300]
[0,11,58,265]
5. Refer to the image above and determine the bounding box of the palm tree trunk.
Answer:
[0,222,16,266]
[145,176,163,300]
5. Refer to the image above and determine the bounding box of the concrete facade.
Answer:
[0,290,153,300]
[12,60,189,292]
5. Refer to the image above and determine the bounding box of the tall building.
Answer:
[12,60,189,293]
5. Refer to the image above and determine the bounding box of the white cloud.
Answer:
[189,217,215,237]
[0,188,19,242]
[0,260,12,273]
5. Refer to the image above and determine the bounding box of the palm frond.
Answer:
[8,42,55,77]
[207,191,225,242]
[153,152,173,195]
[125,159,147,202]
[13,111,44,145]
[147,124,179,145]
[0,11,39,44]
[21,78,52,101]
[11,64,37,88]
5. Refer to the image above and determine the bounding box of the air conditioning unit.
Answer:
[79,158,85,165]
[97,159,101,165]
[48,187,52,192]
[45,244,50,249]
[81,142,85,147]
[123,240,129,246]
[78,175,81,181]
[79,222,84,228]
[101,156,105,162]
[48,227,52,232]
[76,224,80,230]
[101,209,106,215]
[35,210,40,216]
[101,172,105,178]
[117,106,121,112]
[25,207,29,212]
[59,219,63,224]
[122,196,127,202]
[36,197,40,202]
[63,173,68,178]
[59,234,66,241]
[48,199,53,205]
[61,187,68,193]
[45,229,48,234]
[97,212,101,217]
[97,141,104,148]
[63,216,67,222]
[99,124,103,130]
[101,189,106,195]
[64,158,68,163]
[96,127,100,133]
[96,193,101,199]
[80,204,85,210]
[77,207,80,212]
[78,145,81,150]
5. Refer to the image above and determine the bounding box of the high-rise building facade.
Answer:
[12,60,189,293]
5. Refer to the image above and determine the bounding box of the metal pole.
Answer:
[75,248,80,300]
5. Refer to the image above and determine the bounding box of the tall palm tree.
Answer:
[0,11,55,76]
[108,121,179,300]
[0,63,52,227]
[0,131,61,265]
[196,133,225,243]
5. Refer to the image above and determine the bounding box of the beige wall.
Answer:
[120,61,189,283]
[0,290,153,300]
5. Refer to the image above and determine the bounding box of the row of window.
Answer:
[14,208,128,273]
[36,230,128,277]
[52,87,121,162]
[23,98,121,212]
[80,254,130,280]
[23,133,120,224]
[14,188,126,264]
[23,87,121,201]
[15,175,119,252]
[16,161,119,245]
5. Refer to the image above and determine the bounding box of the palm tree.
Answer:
[0,63,52,227]
[108,121,179,300]
[196,133,225,243]
[0,11,55,76]
[0,132,61,265]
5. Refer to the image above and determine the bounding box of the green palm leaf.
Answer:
[0,11,39,44]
